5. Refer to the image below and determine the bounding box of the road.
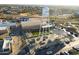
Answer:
[55,37,79,54]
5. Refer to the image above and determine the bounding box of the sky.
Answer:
[0,0,79,6]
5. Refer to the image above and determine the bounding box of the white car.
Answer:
[46,51,53,55]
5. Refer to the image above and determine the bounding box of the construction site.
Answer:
[0,5,79,55]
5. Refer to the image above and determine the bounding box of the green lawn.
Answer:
[32,32,39,36]
[31,31,50,37]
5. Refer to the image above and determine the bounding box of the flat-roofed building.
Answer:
[20,17,48,31]
[0,22,8,35]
